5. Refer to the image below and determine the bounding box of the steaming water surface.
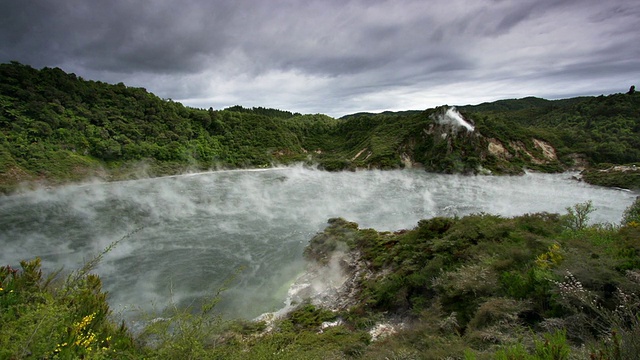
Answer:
[0,167,637,320]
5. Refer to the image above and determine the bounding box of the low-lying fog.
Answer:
[0,167,637,320]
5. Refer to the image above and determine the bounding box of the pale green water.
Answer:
[0,167,636,320]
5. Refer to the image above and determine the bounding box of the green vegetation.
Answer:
[0,253,135,358]
[622,196,640,226]
[459,94,640,187]
[2,62,640,357]
[3,200,640,359]
[0,62,338,192]
[580,164,640,190]
[2,61,640,192]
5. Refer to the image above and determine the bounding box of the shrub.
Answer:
[432,263,500,326]
[564,201,595,231]
[0,258,135,359]
[494,342,532,360]
[533,330,571,360]
[535,243,564,270]
[281,303,336,331]
[621,196,640,226]
[553,270,640,357]
[467,298,525,332]
[499,266,562,322]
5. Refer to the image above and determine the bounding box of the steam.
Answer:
[436,107,475,132]
[0,166,636,322]
[257,244,353,326]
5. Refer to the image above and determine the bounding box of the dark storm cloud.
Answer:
[1,0,473,76]
[0,0,237,73]
[1,0,639,116]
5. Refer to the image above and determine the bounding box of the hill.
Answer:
[0,62,338,192]
[1,61,639,193]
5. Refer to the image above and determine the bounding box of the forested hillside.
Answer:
[1,61,639,193]
[459,94,640,188]
[460,94,640,165]
[0,62,345,191]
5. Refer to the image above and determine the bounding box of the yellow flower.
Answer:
[536,243,564,269]
[54,342,68,353]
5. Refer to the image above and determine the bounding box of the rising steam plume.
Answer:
[436,107,475,132]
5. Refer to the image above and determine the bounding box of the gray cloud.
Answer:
[1,0,639,116]
[1,0,238,72]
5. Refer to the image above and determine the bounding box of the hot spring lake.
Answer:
[1,167,637,321]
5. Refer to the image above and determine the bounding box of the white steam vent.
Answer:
[436,107,475,132]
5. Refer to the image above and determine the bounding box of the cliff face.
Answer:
[395,107,563,175]
[284,248,369,313]
[299,218,372,312]
[328,105,565,175]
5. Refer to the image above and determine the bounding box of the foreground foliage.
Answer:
[2,200,640,359]
[0,258,135,359]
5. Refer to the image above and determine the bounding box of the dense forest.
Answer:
[1,61,639,193]
[0,62,337,192]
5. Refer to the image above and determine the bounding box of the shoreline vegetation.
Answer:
[2,62,640,194]
[2,199,640,359]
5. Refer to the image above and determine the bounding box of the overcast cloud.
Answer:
[1,0,639,117]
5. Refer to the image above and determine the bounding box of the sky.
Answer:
[1,0,639,117]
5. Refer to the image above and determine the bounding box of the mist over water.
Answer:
[0,167,637,320]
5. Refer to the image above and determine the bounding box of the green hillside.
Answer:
[1,61,639,193]
[0,62,341,190]
[460,94,640,164]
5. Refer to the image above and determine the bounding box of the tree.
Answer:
[564,201,595,230]
[622,196,640,225]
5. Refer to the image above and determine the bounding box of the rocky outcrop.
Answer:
[487,138,511,159]
[533,139,557,162]
[257,218,409,340]
[295,218,375,311]
[256,218,377,333]
[486,138,557,165]
[284,248,371,312]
